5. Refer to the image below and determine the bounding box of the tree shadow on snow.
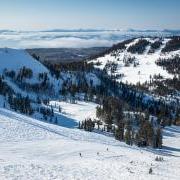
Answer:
[142,126,180,157]
[162,146,180,153]
[143,147,180,157]
[164,126,180,135]
[55,112,78,128]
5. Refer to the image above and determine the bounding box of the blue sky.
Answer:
[0,0,180,30]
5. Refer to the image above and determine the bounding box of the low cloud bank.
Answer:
[0,29,177,48]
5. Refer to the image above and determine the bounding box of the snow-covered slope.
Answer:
[0,108,179,180]
[49,100,97,122]
[0,48,55,95]
[0,48,49,76]
[0,48,101,98]
[90,38,180,85]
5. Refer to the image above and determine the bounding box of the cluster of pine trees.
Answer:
[95,96,162,148]
[87,38,135,61]
[45,61,94,78]
[38,106,54,121]
[4,67,33,82]
[4,67,53,95]
[59,72,96,101]
[156,55,180,75]
[123,56,138,67]
[78,118,95,132]
[148,39,163,53]
[0,75,14,96]
[8,94,33,115]
[0,75,34,115]
[104,61,118,77]
[135,118,162,148]
[127,39,150,54]
[139,54,180,98]
[162,36,180,52]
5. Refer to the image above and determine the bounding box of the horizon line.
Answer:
[0,28,180,33]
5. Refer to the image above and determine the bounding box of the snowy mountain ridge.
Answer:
[90,37,180,84]
[0,48,100,98]
[0,48,49,75]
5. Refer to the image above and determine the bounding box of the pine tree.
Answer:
[125,121,132,145]
[54,117,58,124]
[59,106,62,113]
[155,128,162,148]
[115,125,124,141]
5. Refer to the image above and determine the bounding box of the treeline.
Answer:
[78,118,95,132]
[44,61,102,101]
[162,36,180,52]
[123,56,138,67]
[4,67,53,94]
[95,69,179,126]
[87,39,135,61]
[0,75,34,115]
[4,66,33,81]
[80,96,163,148]
[44,61,94,79]
[25,59,180,129]
[0,75,14,96]
[148,39,162,53]
[156,55,180,75]
[147,55,180,96]
[8,94,34,115]
[140,74,180,99]
[127,39,150,54]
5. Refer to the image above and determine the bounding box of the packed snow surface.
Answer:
[49,100,97,122]
[0,107,180,180]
